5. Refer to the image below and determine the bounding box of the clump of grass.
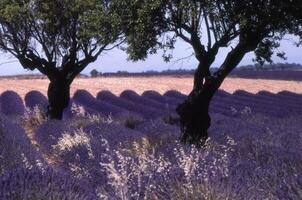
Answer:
[22,105,47,131]
[70,103,113,129]
[121,137,155,158]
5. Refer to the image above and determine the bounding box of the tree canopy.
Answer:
[0,0,124,119]
[0,0,122,81]
[123,0,302,65]
[119,0,302,144]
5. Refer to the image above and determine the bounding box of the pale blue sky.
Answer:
[0,36,300,76]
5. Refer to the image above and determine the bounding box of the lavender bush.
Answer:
[208,113,302,199]
[232,90,300,116]
[258,90,301,109]
[0,115,45,175]
[96,90,144,119]
[0,167,97,200]
[28,109,301,199]
[47,121,146,188]
[278,90,302,100]
[119,90,164,117]
[142,90,178,110]
[163,90,187,101]
[24,90,48,110]
[210,90,302,117]
[120,90,166,110]
[61,99,80,119]
[1,88,302,199]
[73,90,131,118]
[97,90,162,119]
[99,113,301,199]
[142,90,167,102]
[34,119,75,154]
[0,90,24,116]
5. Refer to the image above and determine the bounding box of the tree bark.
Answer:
[47,77,72,120]
[177,77,218,146]
[177,41,256,146]
[193,63,206,92]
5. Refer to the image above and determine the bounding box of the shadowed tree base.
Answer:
[47,79,71,120]
[176,90,211,146]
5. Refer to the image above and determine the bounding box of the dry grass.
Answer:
[0,76,301,100]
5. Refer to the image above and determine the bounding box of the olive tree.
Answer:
[121,0,302,145]
[0,0,122,119]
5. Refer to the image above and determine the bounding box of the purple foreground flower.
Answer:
[42,121,146,188]
[0,90,24,116]
[135,119,180,140]
[34,119,75,154]
[0,115,45,175]
[0,167,97,200]
[29,109,302,199]
[3,87,302,199]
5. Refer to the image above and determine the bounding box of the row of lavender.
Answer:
[2,106,301,199]
[0,115,98,199]
[0,89,301,119]
[1,90,301,199]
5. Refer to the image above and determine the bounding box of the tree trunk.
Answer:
[192,62,211,92]
[47,78,72,120]
[177,41,255,146]
[177,77,219,146]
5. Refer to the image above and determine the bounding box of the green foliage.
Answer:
[0,0,122,76]
[119,0,302,66]
[113,0,168,61]
[90,69,99,77]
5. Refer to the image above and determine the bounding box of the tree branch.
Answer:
[203,10,212,50]
[215,35,262,81]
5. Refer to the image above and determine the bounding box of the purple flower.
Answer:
[0,167,97,200]
[0,115,45,174]
[34,119,75,153]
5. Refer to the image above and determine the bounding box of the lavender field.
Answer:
[0,87,302,199]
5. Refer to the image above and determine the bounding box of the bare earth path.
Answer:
[0,76,301,99]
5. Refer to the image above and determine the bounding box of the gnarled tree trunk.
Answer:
[47,77,72,120]
[177,40,256,146]
[177,76,219,146]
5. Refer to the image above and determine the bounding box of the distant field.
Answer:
[230,70,302,81]
[0,76,301,100]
